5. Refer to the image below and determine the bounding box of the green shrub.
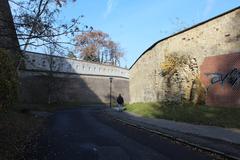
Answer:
[0,49,18,110]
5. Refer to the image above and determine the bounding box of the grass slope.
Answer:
[126,103,240,129]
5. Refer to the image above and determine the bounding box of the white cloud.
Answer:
[104,0,114,18]
[203,0,215,18]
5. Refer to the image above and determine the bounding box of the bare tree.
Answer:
[0,0,92,69]
[0,0,91,106]
[11,0,89,51]
[106,40,123,66]
[67,51,77,59]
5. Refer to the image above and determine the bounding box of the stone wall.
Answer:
[130,7,240,106]
[19,52,129,104]
[0,0,20,56]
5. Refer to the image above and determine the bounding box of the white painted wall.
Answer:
[24,52,129,78]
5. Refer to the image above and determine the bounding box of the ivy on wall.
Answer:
[160,54,190,77]
[160,53,205,105]
[0,49,18,110]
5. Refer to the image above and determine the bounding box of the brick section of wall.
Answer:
[129,7,240,107]
[200,53,240,106]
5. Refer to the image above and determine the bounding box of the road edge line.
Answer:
[105,111,240,160]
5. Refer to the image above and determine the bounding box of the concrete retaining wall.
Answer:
[24,52,129,78]
[19,52,129,104]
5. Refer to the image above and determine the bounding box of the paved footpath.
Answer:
[106,108,240,159]
[26,106,216,160]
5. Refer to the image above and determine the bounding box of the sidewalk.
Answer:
[105,108,240,159]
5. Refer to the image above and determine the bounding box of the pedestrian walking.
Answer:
[116,94,124,112]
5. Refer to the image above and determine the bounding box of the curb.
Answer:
[105,111,240,160]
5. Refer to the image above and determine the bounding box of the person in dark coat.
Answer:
[117,94,124,105]
[116,94,124,111]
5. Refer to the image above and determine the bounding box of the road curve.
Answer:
[27,106,214,160]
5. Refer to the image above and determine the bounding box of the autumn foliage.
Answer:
[75,30,123,66]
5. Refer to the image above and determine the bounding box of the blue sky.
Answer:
[55,1,239,67]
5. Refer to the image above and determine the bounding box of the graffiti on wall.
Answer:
[205,68,240,91]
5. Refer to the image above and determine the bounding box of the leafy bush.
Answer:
[0,49,18,110]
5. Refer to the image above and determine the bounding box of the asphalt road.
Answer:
[28,107,215,160]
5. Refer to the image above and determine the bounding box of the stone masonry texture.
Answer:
[0,0,19,52]
[129,7,240,107]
